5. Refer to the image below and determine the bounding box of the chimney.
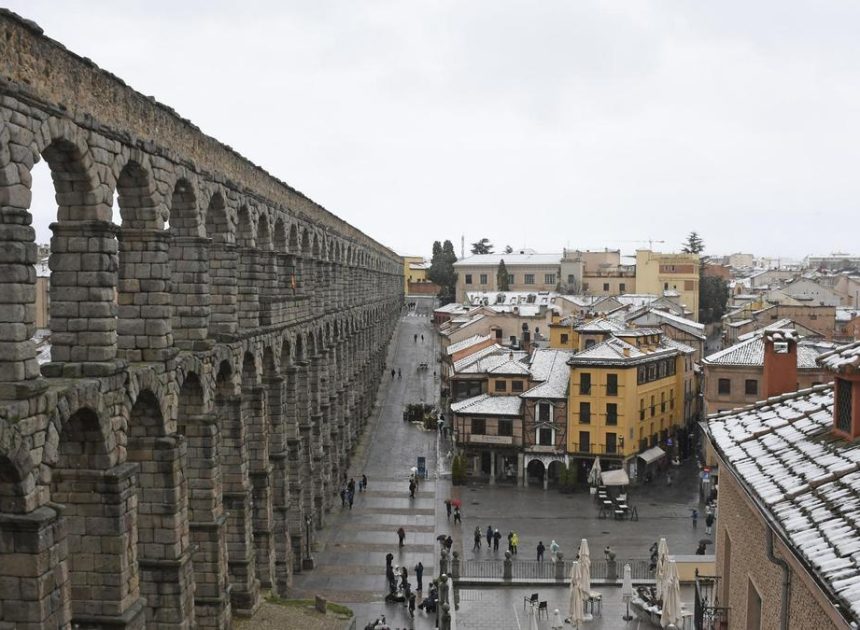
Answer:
[762,330,798,398]
[622,347,630,358]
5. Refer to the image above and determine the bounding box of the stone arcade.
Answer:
[0,11,402,629]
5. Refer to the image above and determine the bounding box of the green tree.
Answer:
[497,259,510,291]
[471,238,494,255]
[700,275,729,324]
[682,232,705,254]
[504,244,514,254]
[429,239,458,305]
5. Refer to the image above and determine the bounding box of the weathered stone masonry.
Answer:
[0,11,402,630]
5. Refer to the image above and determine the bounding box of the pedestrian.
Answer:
[486,525,493,548]
[473,527,481,551]
[339,487,346,507]
[493,529,501,552]
[348,478,355,494]
[453,506,461,524]
[421,334,424,342]
[362,474,368,491]
[408,592,416,618]
[705,511,714,535]
[414,334,417,343]
[507,532,513,553]
[386,552,394,570]
[445,499,452,521]
[409,480,415,499]
[550,539,559,561]
[398,368,401,379]
[445,535,453,550]
[537,540,545,562]
[415,561,424,591]
[604,545,614,561]
[691,508,698,528]
[512,532,519,555]
[391,368,395,379]
[397,526,405,547]
[347,489,354,510]
[695,542,707,555]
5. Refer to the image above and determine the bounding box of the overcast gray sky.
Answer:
[11,0,860,260]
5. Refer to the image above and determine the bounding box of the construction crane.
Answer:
[617,239,666,250]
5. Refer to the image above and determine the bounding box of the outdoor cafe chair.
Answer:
[523,592,538,610]
[537,601,549,619]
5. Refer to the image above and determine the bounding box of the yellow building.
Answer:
[566,328,693,482]
[548,312,580,350]
[402,255,431,295]
[635,250,700,321]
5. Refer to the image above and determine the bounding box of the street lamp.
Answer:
[303,514,314,570]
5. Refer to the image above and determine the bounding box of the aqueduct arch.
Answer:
[0,10,402,629]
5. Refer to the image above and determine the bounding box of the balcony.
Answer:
[569,443,622,456]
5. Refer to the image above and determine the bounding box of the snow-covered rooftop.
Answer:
[706,385,860,625]
[450,393,523,416]
[454,253,562,267]
[522,348,572,399]
[817,341,860,375]
[446,334,492,356]
[568,336,678,366]
[703,336,828,369]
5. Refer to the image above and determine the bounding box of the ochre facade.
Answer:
[0,11,401,630]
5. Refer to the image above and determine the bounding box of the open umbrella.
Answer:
[621,563,634,621]
[568,561,585,629]
[655,537,669,601]
[660,560,682,628]
[450,498,462,508]
[587,456,603,486]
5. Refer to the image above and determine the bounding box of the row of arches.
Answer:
[0,302,400,629]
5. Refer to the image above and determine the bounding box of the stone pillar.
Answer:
[169,235,212,351]
[182,412,231,629]
[49,462,146,628]
[489,449,496,486]
[0,214,45,398]
[117,228,173,363]
[294,361,317,536]
[554,552,567,580]
[218,395,260,615]
[127,434,195,629]
[284,366,307,572]
[42,220,119,378]
[266,375,292,595]
[208,242,238,340]
[246,385,275,591]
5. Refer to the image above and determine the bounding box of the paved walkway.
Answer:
[293,298,707,629]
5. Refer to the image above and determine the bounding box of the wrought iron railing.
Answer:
[694,571,730,630]
[459,558,652,582]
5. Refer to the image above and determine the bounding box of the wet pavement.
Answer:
[292,298,709,629]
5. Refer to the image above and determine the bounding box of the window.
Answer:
[663,282,669,290]
[545,273,556,284]
[494,380,507,392]
[745,379,758,396]
[508,274,514,284]
[471,418,486,435]
[560,333,569,345]
[606,403,618,426]
[585,339,596,349]
[640,399,645,421]
[836,378,853,433]
[479,273,488,284]
[684,280,695,291]
[650,395,655,417]
[538,426,554,446]
[637,367,646,385]
[670,390,674,410]
[619,283,626,292]
[747,579,762,630]
[580,373,592,395]
[567,274,575,285]
[524,273,535,285]
[579,431,590,452]
[537,402,552,423]
[603,282,610,292]
[580,402,591,424]
[465,274,473,284]
[498,419,513,437]
[606,432,617,454]
[606,373,618,396]
[661,392,666,413]
[718,378,731,395]
[511,380,524,392]
[495,328,503,339]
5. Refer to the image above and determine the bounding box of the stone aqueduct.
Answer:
[0,12,403,630]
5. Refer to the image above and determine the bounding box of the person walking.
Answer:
[691,508,698,528]
[409,479,415,499]
[421,334,424,342]
[507,532,513,553]
[537,541,546,562]
[493,529,501,552]
[348,478,355,494]
[413,334,417,343]
[362,474,368,491]
[486,525,493,548]
[511,532,519,555]
[347,488,354,510]
[398,368,401,379]
[550,539,559,562]
[445,499,452,521]
[385,552,394,570]
[397,526,406,548]
[339,487,346,507]
[391,368,395,379]
[453,506,462,524]
[705,511,714,535]
[408,592,416,618]
[473,527,482,551]
[415,561,424,591]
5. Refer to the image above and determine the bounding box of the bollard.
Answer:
[554,551,566,580]
[441,603,451,630]
[439,574,449,605]
[451,550,460,580]
[503,550,513,581]
[607,558,618,582]
[440,547,449,576]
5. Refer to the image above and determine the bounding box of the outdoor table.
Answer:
[602,500,613,507]
[586,591,602,616]
[614,509,627,520]
[617,503,628,510]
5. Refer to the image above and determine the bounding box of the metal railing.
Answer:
[460,558,652,582]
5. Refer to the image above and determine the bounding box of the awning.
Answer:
[638,446,666,465]
[601,469,630,486]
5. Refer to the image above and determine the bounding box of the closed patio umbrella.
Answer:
[621,563,634,621]
[588,456,602,486]
[660,560,682,628]
[655,537,669,601]
[568,561,585,629]
[577,538,591,594]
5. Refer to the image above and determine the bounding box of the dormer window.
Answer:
[836,378,853,435]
